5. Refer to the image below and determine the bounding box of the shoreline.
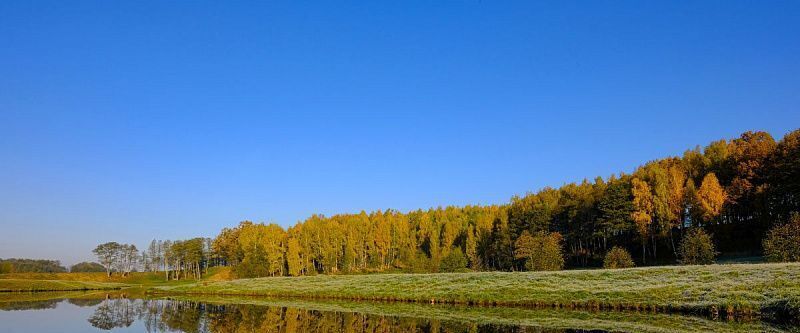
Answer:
[152,263,800,323]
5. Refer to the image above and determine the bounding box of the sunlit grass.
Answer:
[163,295,791,333]
[0,267,231,291]
[157,263,800,319]
[0,279,125,292]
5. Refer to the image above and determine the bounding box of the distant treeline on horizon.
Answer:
[0,258,110,274]
[0,258,67,273]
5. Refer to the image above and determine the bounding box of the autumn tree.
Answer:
[768,129,800,220]
[603,246,635,269]
[286,237,303,276]
[213,225,245,267]
[198,128,796,274]
[696,173,726,223]
[631,178,653,263]
[726,131,776,225]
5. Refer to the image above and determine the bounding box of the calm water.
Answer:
[0,292,797,333]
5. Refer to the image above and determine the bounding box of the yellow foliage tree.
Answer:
[631,178,653,263]
[696,173,726,223]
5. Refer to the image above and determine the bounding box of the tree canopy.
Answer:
[88,129,800,277]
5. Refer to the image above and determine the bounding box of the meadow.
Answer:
[0,279,125,292]
[166,295,791,333]
[4,263,800,322]
[156,263,800,321]
[0,267,230,292]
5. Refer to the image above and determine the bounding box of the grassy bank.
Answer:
[156,263,800,320]
[0,267,227,283]
[0,267,231,292]
[0,279,126,292]
[165,295,790,333]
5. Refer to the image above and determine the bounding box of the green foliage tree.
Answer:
[514,231,564,271]
[678,229,717,265]
[70,262,107,273]
[93,242,121,277]
[0,258,66,273]
[508,187,560,238]
[596,176,634,249]
[603,247,635,269]
[439,247,468,272]
[763,213,800,262]
[0,262,13,273]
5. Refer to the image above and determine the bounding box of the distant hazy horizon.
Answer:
[1,1,798,266]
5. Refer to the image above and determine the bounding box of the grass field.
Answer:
[0,267,231,292]
[155,263,800,320]
[0,279,126,292]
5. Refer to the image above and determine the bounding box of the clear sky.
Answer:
[1,1,798,266]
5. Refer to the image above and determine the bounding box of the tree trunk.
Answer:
[669,228,678,257]
[652,234,657,261]
[642,241,646,264]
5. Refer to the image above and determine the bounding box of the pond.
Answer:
[0,292,796,333]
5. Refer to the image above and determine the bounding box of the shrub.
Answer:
[763,213,800,262]
[603,246,635,269]
[70,262,107,273]
[439,247,468,272]
[678,228,717,265]
[515,231,565,271]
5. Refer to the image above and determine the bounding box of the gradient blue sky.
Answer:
[1,1,798,266]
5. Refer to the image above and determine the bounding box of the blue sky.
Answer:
[1,1,798,265]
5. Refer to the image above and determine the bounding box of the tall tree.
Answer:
[768,129,800,220]
[93,242,121,277]
[696,173,726,223]
[286,237,302,276]
[596,175,634,250]
[631,178,654,263]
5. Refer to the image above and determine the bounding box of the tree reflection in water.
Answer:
[88,297,136,330]
[86,298,553,333]
[78,297,795,333]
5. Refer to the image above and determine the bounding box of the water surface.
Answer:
[0,292,795,333]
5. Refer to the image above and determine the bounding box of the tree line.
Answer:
[205,129,799,278]
[0,258,67,273]
[91,238,215,279]
[85,129,798,279]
